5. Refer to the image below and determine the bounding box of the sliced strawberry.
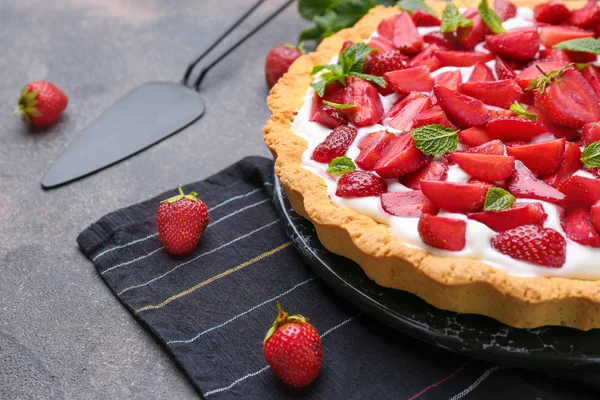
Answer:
[384,66,433,94]
[543,142,583,187]
[374,133,432,178]
[534,106,580,141]
[412,9,441,27]
[457,15,486,51]
[435,51,494,67]
[505,138,566,176]
[393,11,424,55]
[582,122,600,146]
[539,25,595,48]
[491,225,566,267]
[508,161,565,204]
[494,0,517,21]
[412,106,454,129]
[534,1,571,24]
[355,131,395,170]
[534,67,600,130]
[455,139,505,155]
[400,161,448,190]
[484,117,547,141]
[435,70,463,92]
[311,125,357,163]
[434,85,490,128]
[381,190,439,217]
[368,36,395,53]
[487,107,514,119]
[558,175,600,208]
[459,79,523,109]
[408,45,442,72]
[516,61,566,89]
[565,50,598,63]
[423,31,456,50]
[538,48,571,63]
[451,153,515,181]
[561,207,600,247]
[568,0,600,29]
[467,61,495,83]
[592,202,600,232]
[385,94,432,132]
[468,178,498,189]
[377,15,397,41]
[335,170,388,198]
[495,57,516,80]
[468,203,547,232]
[309,93,347,128]
[459,126,495,146]
[418,215,466,251]
[485,29,540,62]
[581,64,600,100]
[341,77,384,127]
[420,180,488,213]
[365,49,407,77]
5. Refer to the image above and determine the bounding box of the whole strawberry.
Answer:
[265,43,304,88]
[491,225,566,268]
[15,81,68,125]
[157,186,209,255]
[263,302,322,388]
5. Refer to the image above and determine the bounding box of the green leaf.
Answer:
[322,100,357,109]
[311,64,343,75]
[396,0,437,16]
[581,141,600,168]
[441,2,473,34]
[333,0,377,28]
[340,43,375,74]
[326,156,357,175]
[310,80,328,97]
[478,0,504,34]
[484,188,516,211]
[509,102,537,120]
[411,124,459,156]
[298,0,337,20]
[554,37,600,54]
[299,26,321,41]
[526,63,573,93]
[347,72,386,88]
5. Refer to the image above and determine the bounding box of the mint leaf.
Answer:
[484,188,516,211]
[396,0,438,16]
[554,37,600,54]
[322,100,357,109]
[510,101,537,120]
[441,2,473,34]
[478,0,504,34]
[310,80,329,97]
[326,156,357,174]
[411,124,459,156]
[311,64,343,75]
[340,43,375,73]
[581,141,600,168]
[347,72,386,88]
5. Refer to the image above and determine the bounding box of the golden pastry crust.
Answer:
[263,1,600,330]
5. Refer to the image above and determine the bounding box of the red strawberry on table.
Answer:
[15,81,68,125]
[157,186,209,255]
[265,43,304,88]
[336,170,387,198]
[264,302,322,388]
[491,225,566,267]
[505,138,566,176]
[561,207,600,248]
[418,215,466,251]
[420,180,488,213]
[381,191,439,217]
[468,203,548,232]
[311,125,357,163]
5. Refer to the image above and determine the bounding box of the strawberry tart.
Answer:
[264,0,600,330]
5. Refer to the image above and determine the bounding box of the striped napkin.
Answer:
[77,156,596,399]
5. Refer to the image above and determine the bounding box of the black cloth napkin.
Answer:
[78,156,597,400]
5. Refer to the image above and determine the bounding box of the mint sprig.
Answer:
[554,38,600,54]
[411,124,459,156]
[478,0,504,34]
[581,141,600,168]
[397,0,438,16]
[510,101,537,120]
[441,2,473,35]
[310,43,386,97]
[326,156,357,174]
[484,188,515,211]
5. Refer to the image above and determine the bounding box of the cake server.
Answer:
[42,0,294,189]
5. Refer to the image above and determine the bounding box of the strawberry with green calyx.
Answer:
[263,302,322,388]
[157,186,209,255]
[265,42,305,88]
[15,81,68,125]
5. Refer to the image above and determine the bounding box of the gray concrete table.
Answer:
[0,1,306,398]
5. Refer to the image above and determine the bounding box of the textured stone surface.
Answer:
[0,0,306,398]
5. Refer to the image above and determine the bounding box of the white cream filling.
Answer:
[291,7,600,279]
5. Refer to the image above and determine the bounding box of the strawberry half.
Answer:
[418,215,466,251]
[495,57,516,80]
[309,93,347,128]
[434,85,491,128]
[393,11,424,55]
[494,0,517,21]
[435,70,463,91]
[341,77,384,127]
[468,203,548,232]
[558,175,600,208]
[408,45,443,72]
[399,161,448,190]
[508,161,565,204]
[485,29,540,62]
[365,49,407,77]
[582,122,600,146]
[534,1,571,24]
[355,131,395,170]
[450,153,515,181]
[561,207,600,248]
[516,61,566,89]
[374,133,432,178]
[484,117,546,141]
[384,93,432,131]
[420,180,488,213]
[377,15,397,40]
[412,106,454,129]
[581,64,600,99]
[412,9,441,27]
[491,225,566,267]
[539,25,594,48]
[455,139,505,155]
[381,190,439,217]
[384,66,433,94]
[311,125,357,163]
[467,62,495,82]
[459,79,523,109]
[505,138,566,176]
[335,170,388,198]
[423,31,457,50]
[435,51,495,67]
[543,142,583,187]
[458,126,494,146]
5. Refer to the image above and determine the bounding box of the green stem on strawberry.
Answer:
[264,302,310,343]
[162,186,200,204]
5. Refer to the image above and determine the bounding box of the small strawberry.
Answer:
[491,225,566,268]
[263,302,322,388]
[265,43,304,88]
[157,186,209,255]
[381,190,439,217]
[335,170,388,198]
[311,125,357,163]
[15,81,68,125]
[364,49,407,77]
[418,215,466,251]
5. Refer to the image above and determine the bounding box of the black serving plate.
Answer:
[272,176,600,380]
